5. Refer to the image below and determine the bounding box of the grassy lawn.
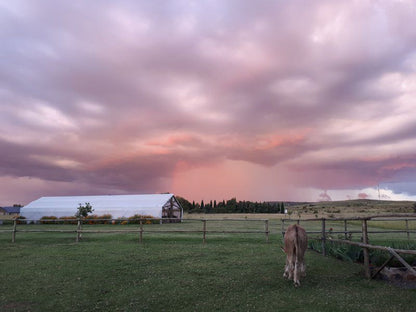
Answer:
[1,226,415,312]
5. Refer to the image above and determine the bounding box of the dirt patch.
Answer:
[378,266,416,289]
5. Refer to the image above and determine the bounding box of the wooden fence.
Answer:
[0,218,271,244]
[2,214,416,279]
[282,214,416,279]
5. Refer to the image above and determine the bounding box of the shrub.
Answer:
[84,214,113,224]
[40,216,58,224]
[127,214,158,224]
[15,216,27,224]
[58,216,78,224]
[309,240,416,267]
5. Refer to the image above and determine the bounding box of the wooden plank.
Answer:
[139,220,143,244]
[202,220,206,244]
[264,220,269,243]
[17,230,77,233]
[12,219,17,243]
[371,255,395,279]
[406,219,410,240]
[76,219,81,242]
[362,219,371,279]
[321,218,326,256]
[387,248,416,275]
[328,238,416,255]
[344,220,348,240]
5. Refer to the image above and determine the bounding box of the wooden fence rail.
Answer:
[0,218,271,244]
[2,215,416,279]
[282,215,416,279]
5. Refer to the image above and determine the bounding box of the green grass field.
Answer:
[1,220,415,312]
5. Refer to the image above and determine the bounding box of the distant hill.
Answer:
[286,199,415,218]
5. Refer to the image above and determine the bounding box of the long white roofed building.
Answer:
[20,193,183,221]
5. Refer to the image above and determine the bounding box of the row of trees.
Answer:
[177,197,286,214]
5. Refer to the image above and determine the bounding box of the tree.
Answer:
[176,196,193,212]
[75,202,94,218]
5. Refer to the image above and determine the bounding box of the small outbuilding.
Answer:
[20,193,183,221]
[0,206,21,216]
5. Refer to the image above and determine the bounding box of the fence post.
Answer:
[139,219,143,244]
[12,219,17,243]
[281,219,285,237]
[202,220,207,244]
[265,220,269,243]
[344,219,348,240]
[321,218,326,256]
[76,219,81,242]
[362,219,370,279]
[405,219,410,241]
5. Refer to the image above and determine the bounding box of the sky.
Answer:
[1,0,416,205]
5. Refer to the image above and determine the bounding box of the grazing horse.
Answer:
[282,224,308,287]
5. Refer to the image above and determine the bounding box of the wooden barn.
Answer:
[0,206,21,216]
[20,193,183,221]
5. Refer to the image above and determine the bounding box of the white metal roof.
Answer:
[20,193,176,220]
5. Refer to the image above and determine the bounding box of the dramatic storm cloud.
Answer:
[1,0,416,204]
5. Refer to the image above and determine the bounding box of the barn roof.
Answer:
[20,193,179,220]
[0,206,21,214]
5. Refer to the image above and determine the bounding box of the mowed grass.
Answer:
[1,228,416,312]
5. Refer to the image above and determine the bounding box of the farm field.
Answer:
[1,219,416,312]
[286,199,415,219]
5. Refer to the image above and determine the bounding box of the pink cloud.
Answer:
[0,1,416,204]
[317,191,332,202]
[358,193,369,199]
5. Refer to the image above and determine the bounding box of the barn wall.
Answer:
[20,194,178,220]
[161,196,183,220]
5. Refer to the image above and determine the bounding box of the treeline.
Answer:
[177,197,285,214]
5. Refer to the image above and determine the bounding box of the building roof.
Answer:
[0,206,21,214]
[20,193,178,220]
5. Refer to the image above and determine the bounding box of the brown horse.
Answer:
[282,224,308,287]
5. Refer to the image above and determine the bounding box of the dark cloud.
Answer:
[1,0,416,203]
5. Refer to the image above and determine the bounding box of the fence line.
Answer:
[3,214,416,279]
[281,215,416,279]
[0,218,271,244]
[281,216,416,239]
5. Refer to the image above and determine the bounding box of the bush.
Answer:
[14,216,27,224]
[127,214,158,224]
[58,216,78,224]
[309,240,416,267]
[84,214,113,224]
[40,216,58,224]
